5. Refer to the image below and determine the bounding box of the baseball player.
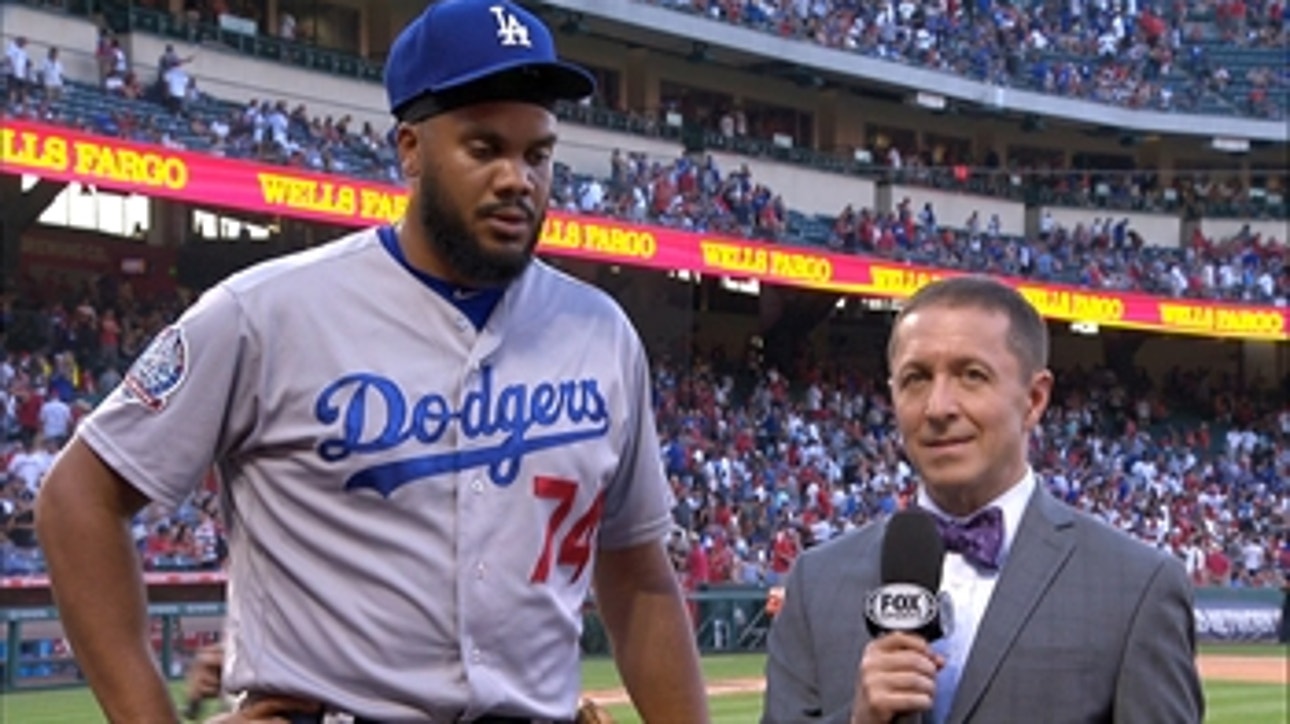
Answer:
[35,1,709,722]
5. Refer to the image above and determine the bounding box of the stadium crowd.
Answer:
[549,152,1287,305]
[1,3,1287,585]
[5,20,1286,307]
[1,275,1287,592]
[643,0,1288,118]
[652,344,1288,592]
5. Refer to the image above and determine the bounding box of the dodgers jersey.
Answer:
[77,226,674,721]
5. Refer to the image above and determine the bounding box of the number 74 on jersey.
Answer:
[529,476,605,584]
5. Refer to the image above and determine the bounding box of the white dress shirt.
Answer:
[917,469,1036,723]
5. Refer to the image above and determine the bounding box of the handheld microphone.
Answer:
[864,509,950,724]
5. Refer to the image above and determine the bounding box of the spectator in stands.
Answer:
[102,37,129,91]
[38,47,64,103]
[6,436,52,495]
[93,27,114,83]
[0,463,37,548]
[161,60,192,117]
[280,11,297,41]
[4,36,31,105]
[156,44,194,80]
[14,382,43,444]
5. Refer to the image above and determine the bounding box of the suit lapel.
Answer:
[947,488,1076,724]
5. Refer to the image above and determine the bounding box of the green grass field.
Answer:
[1,645,1284,723]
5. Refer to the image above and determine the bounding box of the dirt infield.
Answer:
[585,677,767,706]
[1196,654,1287,685]
[584,654,1284,706]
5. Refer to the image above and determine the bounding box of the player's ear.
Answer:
[395,122,423,179]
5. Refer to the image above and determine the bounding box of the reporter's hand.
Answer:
[850,632,944,724]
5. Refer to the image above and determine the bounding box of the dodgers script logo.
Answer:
[314,366,610,497]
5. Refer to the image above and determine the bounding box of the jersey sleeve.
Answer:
[77,285,260,510]
[596,333,674,551]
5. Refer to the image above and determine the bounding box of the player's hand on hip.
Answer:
[186,643,224,702]
[204,693,322,724]
[850,632,944,724]
[575,697,617,724]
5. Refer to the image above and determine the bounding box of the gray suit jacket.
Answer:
[761,487,1204,724]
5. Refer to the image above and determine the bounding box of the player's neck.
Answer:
[394,219,467,288]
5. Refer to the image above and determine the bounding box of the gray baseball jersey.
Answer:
[77,226,673,721]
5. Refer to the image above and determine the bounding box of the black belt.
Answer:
[283,714,574,724]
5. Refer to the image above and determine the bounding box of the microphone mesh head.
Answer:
[881,508,946,591]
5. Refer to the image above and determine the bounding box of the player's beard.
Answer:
[418,167,542,287]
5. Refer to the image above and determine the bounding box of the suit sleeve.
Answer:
[1113,555,1205,723]
[762,559,852,724]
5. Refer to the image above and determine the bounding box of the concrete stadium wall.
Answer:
[893,185,1025,236]
[126,33,390,131]
[1041,207,1182,247]
[1,4,101,82]
[1199,218,1289,243]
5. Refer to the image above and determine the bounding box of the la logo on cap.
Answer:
[489,4,532,47]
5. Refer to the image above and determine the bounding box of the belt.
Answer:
[282,714,574,724]
[241,691,576,724]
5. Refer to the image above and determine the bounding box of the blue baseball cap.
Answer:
[385,0,596,121]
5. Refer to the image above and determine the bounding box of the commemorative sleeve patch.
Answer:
[123,325,189,411]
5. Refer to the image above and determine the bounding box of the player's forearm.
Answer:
[595,545,709,723]
[37,468,178,723]
[604,587,708,722]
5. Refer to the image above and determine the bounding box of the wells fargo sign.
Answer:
[3,118,1286,341]
[2,120,407,226]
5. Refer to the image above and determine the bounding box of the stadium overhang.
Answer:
[530,0,1288,144]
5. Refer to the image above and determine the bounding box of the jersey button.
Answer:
[471,478,484,494]
[455,317,469,331]
[475,562,486,579]
[470,647,483,663]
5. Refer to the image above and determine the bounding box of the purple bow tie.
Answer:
[935,506,1005,571]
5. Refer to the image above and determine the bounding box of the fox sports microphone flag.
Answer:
[865,508,951,642]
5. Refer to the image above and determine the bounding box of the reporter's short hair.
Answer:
[887,275,1049,376]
